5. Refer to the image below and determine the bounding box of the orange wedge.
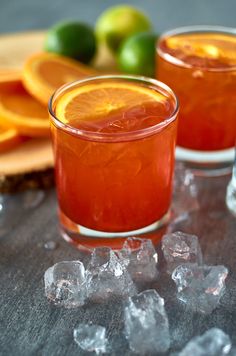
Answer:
[0,125,24,153]
[0,74,49,137]
[22,52,97,105]
[55,81,166,124]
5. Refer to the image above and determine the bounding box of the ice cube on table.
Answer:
[178,328,232,356]
[124,289,170,354]
[172,162,199,218]
[86,247,136,301]
[172,264,228,314]
[73,323,107,355]
[44,261,86,308]
[118,237,158,282]
[162,231,203,273]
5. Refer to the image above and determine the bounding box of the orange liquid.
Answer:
[51,83,177,233]
[157,32,236,151]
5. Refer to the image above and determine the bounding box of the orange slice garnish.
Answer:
[0,74,49,137]
[22,52,97,105]
[55,81,166,124]
[0,125,24,153]
[166,33,236,62]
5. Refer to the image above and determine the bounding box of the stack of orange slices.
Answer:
[0,52,96,153]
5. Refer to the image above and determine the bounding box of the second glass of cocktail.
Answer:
[49,75,179,249]
[157,26,236,174]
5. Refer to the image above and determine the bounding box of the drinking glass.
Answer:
[49,75,179,249]
[156,26,236,175]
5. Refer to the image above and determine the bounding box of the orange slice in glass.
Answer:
[0,125,24,153]
[166,33,236,62]
[22,52,97,105]
[55,81,166,125]
[0,75,49,137]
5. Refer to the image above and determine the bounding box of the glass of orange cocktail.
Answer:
[157,26,236,174]
[49,75,178,248]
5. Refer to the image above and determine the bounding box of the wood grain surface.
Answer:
[0,31,116,180]
[0,31,53,179]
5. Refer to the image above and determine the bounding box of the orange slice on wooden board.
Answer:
[22,52,98,105]
[55,81,166,124]
[0,74,49,137]
[0,125,24,153]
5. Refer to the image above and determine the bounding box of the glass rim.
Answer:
[49,74,179,143]
[157,25,236,72]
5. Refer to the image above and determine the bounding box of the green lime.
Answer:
[95,5,152,52]
[44,21,96,63]
[118,32,159,77]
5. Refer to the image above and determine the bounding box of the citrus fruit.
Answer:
[55,80,165,124]
[44,21,96,63]
[95,5,152,52]
[0,125,24,153]
[118,32,159,77]
[22,52,97,105]
[0,75,49,137]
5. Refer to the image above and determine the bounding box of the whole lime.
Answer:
[95,5,152,52]
[118,32,159,77]
[44,21,96,63]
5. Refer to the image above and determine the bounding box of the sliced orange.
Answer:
[0,74,49,137]
[22,52,97,105]
[165,33,236,61]
[0,125,24,153]
[55,81,166,124]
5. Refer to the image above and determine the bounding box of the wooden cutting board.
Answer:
[0,30,116,191]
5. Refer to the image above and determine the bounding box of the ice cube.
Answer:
[44,261,86,308]
[172,162,199,219]
[73,323,107,354]
[118,237,158,282]
[162,231,203,273]
[86,247,136,301]
[124,289,170,354]
[172,264,228,314]
[178,328,232,356]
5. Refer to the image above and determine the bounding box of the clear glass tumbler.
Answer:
[157,26,236,175]
[49,75,179,249]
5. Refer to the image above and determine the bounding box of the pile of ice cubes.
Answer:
[162,231,228,314]
[44,232,231,354]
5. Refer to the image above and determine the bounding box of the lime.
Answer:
[118,32,159,77]
[44,21,96,63]
[95,5,152,52]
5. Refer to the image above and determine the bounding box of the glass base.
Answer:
[176,146,234,176]
[59,208,170,251]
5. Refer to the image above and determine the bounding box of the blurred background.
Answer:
[0,0,235,34]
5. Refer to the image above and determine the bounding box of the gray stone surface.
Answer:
[1,174,236,355]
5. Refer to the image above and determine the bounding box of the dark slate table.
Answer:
[1,173,236,356]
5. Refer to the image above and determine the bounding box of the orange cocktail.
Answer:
[49,75,178,246]
[157,26,236,167]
